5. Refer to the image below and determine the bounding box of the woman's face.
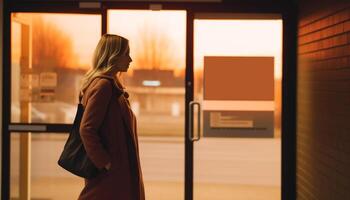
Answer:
[118,45,132,72]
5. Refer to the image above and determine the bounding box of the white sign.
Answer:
[40,72,57,87]
[210,112,253,128]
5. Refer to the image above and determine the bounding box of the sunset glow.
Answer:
[12,13,101,69]
[194,19,283,79]
[108,10,187,76]
[12,12,281,78]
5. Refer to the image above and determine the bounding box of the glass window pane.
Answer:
[10,133,20,199]
[10,133,84,200]
[11,13,101,123]
[193,19,282,200]
[108,10,186,200]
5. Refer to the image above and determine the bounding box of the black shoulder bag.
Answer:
[57,78,114,179]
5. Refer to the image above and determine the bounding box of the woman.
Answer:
[77,34,145,200]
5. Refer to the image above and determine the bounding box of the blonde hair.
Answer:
[80,34,130,95]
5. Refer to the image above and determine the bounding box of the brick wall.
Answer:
[297,1,350,199]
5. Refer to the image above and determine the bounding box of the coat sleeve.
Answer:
[79,79,112,169]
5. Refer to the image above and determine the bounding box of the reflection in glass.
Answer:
[10,12,101,199]
[10,133,84,200]
[108,10,186,137]
[193,19,282,200]
[108,10,186,200]
[10,133,20,199]
[194,20,283,137]
[11,13,101,124]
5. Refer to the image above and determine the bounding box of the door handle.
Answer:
[188,101,201,142]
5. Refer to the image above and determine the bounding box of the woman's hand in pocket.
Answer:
[104,162,111,171]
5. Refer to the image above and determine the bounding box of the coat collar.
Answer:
[95,75,128,99]
[96,75,134,144]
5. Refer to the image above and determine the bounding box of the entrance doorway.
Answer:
[3,2,295,200]
[192,15,282,200]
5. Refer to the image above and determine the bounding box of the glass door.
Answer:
[8,9,283,200]
[9,9,187,200]
[191,14,283,200]
[107,9,187,200]
[10,12,102,200]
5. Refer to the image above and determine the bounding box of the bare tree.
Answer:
[30,15,80,104]
[135,23,177,70]
[32,16,77,71]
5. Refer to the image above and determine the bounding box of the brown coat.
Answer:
[77,75,145,200]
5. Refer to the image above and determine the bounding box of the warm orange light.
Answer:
[38,13,101,69]
[11,13,101,70]
[107,10,187,76]
[194,19,283,79]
